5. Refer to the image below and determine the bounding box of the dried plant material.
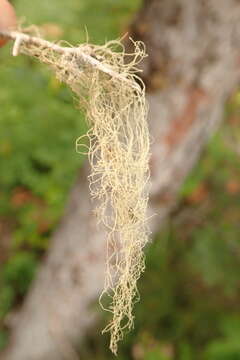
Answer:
[11,33,150,354]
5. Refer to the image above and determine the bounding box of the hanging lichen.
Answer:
[14,34,150,354]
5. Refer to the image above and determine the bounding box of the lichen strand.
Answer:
[20,39,150,354]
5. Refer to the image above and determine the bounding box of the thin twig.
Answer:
[0,30,139,89]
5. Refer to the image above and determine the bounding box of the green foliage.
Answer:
[0,286,14,319]
[0,331,8,351]
[14,0,141,44]
[1,252,38,297]
[204,316,240,360]
[0,252,37,349]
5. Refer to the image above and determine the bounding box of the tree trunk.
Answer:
[2,0,240,359]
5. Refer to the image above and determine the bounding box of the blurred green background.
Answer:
[1,1,240,359]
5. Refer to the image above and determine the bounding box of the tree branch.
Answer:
[0,30,139,88]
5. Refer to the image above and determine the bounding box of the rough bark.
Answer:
[2,0,240,359]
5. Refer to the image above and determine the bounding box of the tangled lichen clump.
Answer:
[20,37,150,354]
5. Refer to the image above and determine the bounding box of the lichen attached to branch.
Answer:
[1,30,150,354]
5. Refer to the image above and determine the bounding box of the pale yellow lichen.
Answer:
[20,37,150,354]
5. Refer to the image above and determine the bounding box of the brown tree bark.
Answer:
[2,0,240,359]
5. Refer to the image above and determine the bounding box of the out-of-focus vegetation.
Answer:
[1,1,240,359]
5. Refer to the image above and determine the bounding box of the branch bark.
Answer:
[0,30,138,87]
[2,0,240,359]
